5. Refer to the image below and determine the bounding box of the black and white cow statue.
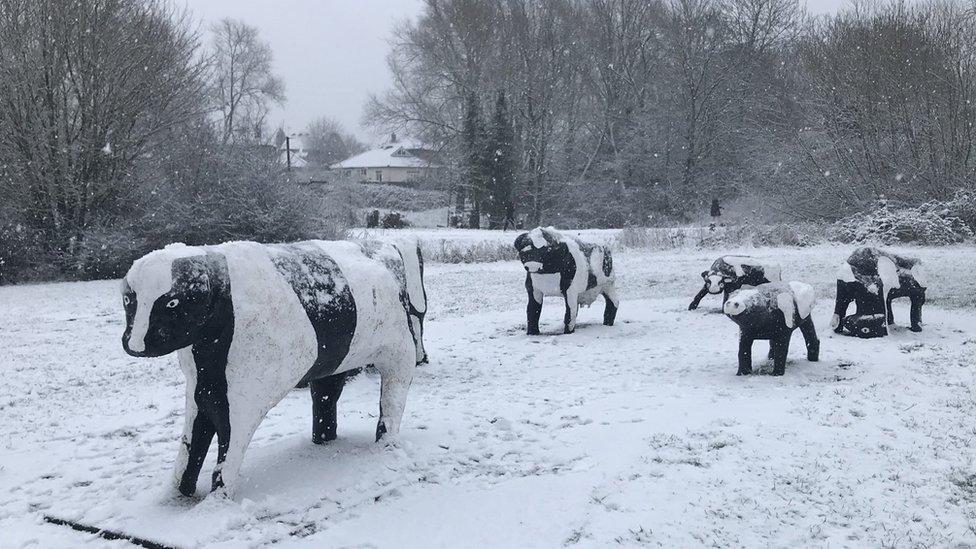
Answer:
[723,281,820,376]
[831,247,927,337]
[121,239,427,498]
[514,227,619,335]
[689,255,782,310]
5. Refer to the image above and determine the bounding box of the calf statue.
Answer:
[723,282,820,376]
[689,255,782,310]
[121,239,427,497]
[831,247,927,337]
[514,227,619,335]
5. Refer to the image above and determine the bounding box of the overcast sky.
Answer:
[184,0,850,145]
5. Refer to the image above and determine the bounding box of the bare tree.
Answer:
[210,18,285,144]
[0,0,208,248]
[304,117,366,166]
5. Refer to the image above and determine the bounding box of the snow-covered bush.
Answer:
[366,209,381,228]
[829,205,972,245]
[322,183,449,212]
[422,240,515,263]
[748,223,826,247]
[381,211,409,229]
[0,222,49,284]
[618,227,690,249]
[929,190,976,233]
[60,226,151,280]
[695,223,826,249]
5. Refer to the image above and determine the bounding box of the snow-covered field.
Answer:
[2,243,976,547]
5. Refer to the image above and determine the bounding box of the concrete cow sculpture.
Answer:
[121,239,427,497]
[723,281,820,376]
[514,227,619,335]
[689,255,782,310]
[831,247,927,337]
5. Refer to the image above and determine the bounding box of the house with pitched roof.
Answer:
[330,133,443,186]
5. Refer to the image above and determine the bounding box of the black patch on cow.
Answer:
[120,252,235,496]
[176,253,234,496]
[267,244,357,383]
[602,249,613,277]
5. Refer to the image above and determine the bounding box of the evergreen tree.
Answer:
[487,91,517,229]
[461,93,489,228]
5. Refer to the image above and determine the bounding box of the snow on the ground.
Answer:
[2,244,976,547]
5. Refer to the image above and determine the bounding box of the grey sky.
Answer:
[184,0,850,145]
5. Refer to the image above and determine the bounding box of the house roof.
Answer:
[330,143,442,169]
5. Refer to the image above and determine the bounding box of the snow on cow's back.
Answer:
[788,281,816,320]
[723,288,761,315]
[720,255,754,277]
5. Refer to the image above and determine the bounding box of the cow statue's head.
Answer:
[121,244,228,358]
[514,227,565,274]
[702,270,732,294]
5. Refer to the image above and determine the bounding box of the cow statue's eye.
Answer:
[122,295,131,306]
[861,327,870,334]
[166,298,180,309]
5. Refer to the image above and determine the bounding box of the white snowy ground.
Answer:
[2,244,976,548]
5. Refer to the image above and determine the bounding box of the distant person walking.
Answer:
[710,198,722,218]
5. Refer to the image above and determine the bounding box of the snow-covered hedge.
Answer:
[323,183,449,213]
[829,203,973,245]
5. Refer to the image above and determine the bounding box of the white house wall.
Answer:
[337,166,436,185]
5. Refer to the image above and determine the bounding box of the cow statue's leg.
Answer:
[173,349,217,497]
[526,285,543,336]
[798,315,820,361]
[563,290,580,334]
[310,372,350,444]
[737,333,754,375]
[602,286,619,326]
[210,383,283,497]
[909,289,925,332]
[688,286,709,310]
[375,348,415,441]
[769,334,791,376]
[832,280,854,333]
[886,292,896,325]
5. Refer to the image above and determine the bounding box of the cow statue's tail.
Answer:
[393,239,428,364]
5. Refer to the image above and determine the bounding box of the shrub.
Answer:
[381,211,409,229]
[930,190,976,233]
[829,205,972,245]
[422,240,516,263]
[366,209,380,228]
[617,227,690,249]
[59,225,151,280]
[0,221,48,284]
[321,183,449,213]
